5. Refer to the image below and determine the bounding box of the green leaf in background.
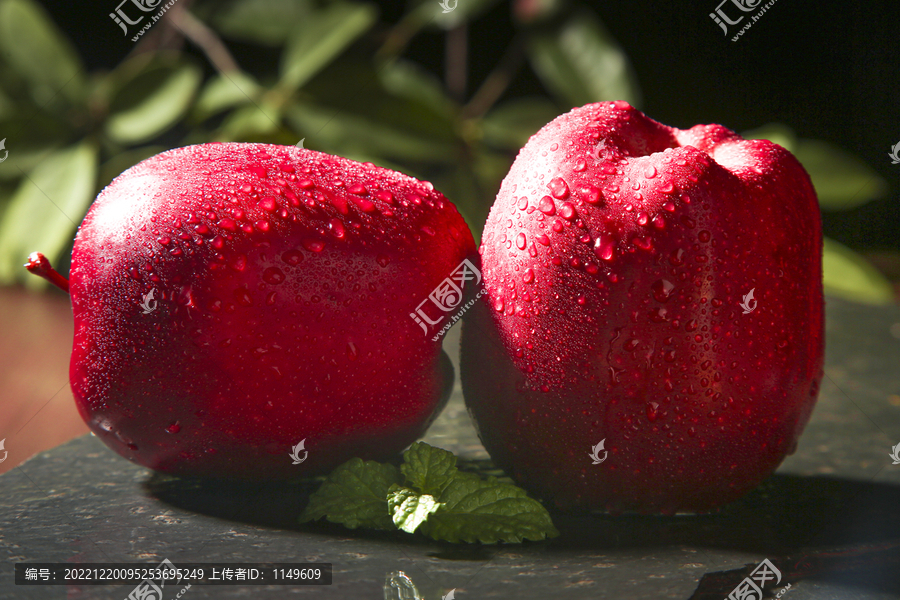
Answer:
[744,124,888,211]
[193,71,263,122]
[822,237,894,305]
[0,0,85,106]
[215,102,282,141]
[400,441,458,497]
[98,146,167,191]
[0,111,71,181]
[298,458,401,531]
[794,140,888,210]
[286,101,456,164]
[419,471,560,544]
[378,59,457,120]
[481,97,560,150]
[279,2,377,92]
[0,141,96,286]
[415,0,502,30]
[205,0,313,46]
[105,61,203,144]
[743,123,797,153]
[387,485,443,533]
[527,8,640,109]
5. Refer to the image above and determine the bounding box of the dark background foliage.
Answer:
[1,0,898,303]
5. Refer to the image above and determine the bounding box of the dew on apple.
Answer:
[538,196,556,216]
[302,239,325,252]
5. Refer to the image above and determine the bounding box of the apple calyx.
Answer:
[24,252,70,293]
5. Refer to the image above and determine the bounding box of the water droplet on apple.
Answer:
[234,287,253,306]
[652,279,675,302]
[263,267,285,285]
[328,218,346,239]
[516,233,527,250]
[376,254,390,267]
[303,239,325,252]
[258,197,277,212]
[593,234,615,261]
[549,177,570,199]
[282,250,303,265]
[538,196,556,215]
[231,254,247,271]
[166,422,181,434]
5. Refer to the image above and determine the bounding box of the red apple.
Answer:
[27,143,475,480]
[460,101,824,513]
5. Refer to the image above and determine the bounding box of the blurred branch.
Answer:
[376,7,429,61]
[461,35,525,119]
[169,5,239,73]
[445,23,467,102]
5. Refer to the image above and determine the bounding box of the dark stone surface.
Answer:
[2,297,900,599]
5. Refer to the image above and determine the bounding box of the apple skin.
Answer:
[460,101,824,514]
[68,143,474,480]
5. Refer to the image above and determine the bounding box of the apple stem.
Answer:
[24,252,70,293]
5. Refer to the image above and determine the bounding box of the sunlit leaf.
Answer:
[822,237,894,305]
[0,141,97,286]
[527,8,640,108]
[279,2,378,92]
[0,0,85,105]
[286,101,456,164]
[794,140,888,210]
[481,97,559,150]
[744,124,888,211]
[105,62,202,144]
[193,71,263,121]
[215,103,282,141]
[204,0,313,45]
[743,123,798,153]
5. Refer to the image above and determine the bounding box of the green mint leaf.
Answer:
[387,485,443,534]
[400,441,459,496]
[299,458,401,531]
[421,472,560,544]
